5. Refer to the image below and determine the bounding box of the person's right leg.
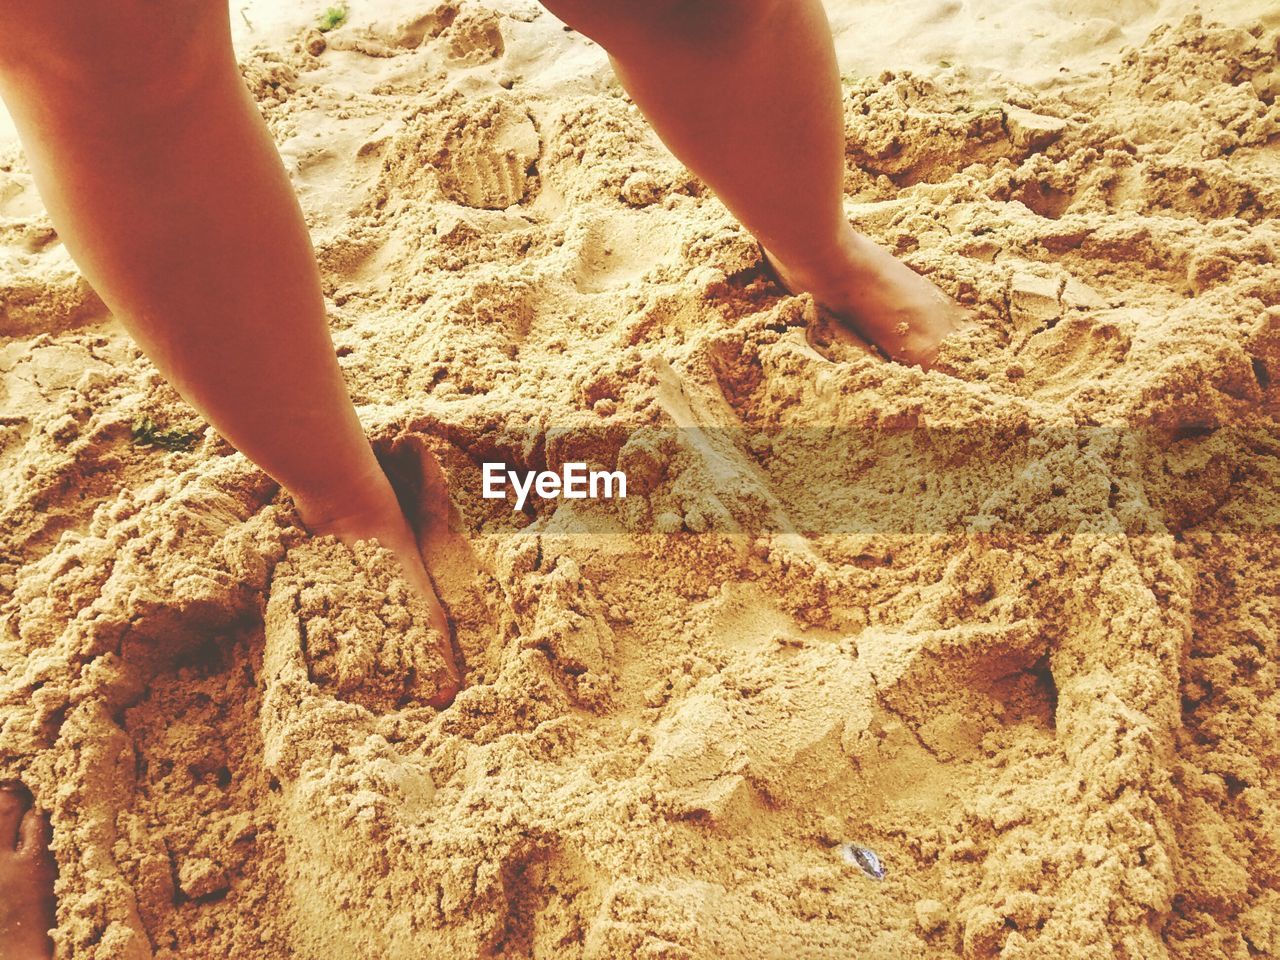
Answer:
[0,1,459,696]
[541,0,969,368]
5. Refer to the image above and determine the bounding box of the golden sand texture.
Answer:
[1,4,1279,958]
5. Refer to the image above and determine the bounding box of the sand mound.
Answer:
[1,4,1278,959]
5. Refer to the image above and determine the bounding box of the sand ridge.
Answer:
[1,3,1278,958]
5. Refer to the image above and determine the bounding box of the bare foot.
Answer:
[763,226,970,370]
[292,462,463,707]
[0,784,56,960]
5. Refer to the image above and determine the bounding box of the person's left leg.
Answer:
[0,785,56,960]
[540,0,968,368]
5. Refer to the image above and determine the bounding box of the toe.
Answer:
[17,807,53,863]
[0,784,31,850]
[429,634,464,710]
[428,676,461,710]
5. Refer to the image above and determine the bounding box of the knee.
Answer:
[0,0,229,102]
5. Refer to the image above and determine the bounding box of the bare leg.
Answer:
[0,2,459,694]
[0,785,55,960]
[541,0,967,368]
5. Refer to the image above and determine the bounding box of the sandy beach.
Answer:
[2,1,1279,957]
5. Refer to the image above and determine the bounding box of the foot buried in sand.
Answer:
[292,459,465,706]
[763,228,972,370]
[0,784,56,960]
[277,537,461,712]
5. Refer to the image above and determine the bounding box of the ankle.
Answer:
[763,224,865,298]
[290,466,406,543]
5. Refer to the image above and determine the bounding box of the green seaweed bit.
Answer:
[132,416,203,452]
[318,5,348,32]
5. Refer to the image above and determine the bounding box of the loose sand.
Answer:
[2,2,1279,958]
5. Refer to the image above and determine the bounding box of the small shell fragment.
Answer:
[840,843,886,880]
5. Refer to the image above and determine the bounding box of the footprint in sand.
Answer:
[443,7,506,65]
[431,99,540,210]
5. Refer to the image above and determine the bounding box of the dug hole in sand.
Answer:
[2,0,1280,958]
